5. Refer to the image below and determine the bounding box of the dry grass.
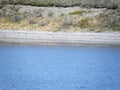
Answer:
[0,16,111,32]
[0,17,62,31]
[0,17,102,32]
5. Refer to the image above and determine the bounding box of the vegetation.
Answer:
[0,0,120,32]
[0,0,120,9]
[97,9,120,31]
[0,0,81,7]
[69,10,83,15]
[80,0,120,9]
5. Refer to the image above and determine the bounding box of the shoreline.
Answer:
[0,30,120,46]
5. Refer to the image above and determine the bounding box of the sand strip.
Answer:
[0,30,120,46]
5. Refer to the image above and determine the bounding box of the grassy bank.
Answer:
[0,5,120,32]
[0,0,120,9]
[0,0,120,32]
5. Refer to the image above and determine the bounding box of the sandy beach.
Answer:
[0,30,120,46]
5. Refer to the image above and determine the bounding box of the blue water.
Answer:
[0,46,120,90]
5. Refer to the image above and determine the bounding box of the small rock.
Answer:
[48,11,54,17]
[11,15,22,22]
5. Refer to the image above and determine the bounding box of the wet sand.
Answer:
[0,30,120,46]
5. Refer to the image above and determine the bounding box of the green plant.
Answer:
[106,3,118,9]
[0,5,3,9]
[69,11,83,15]
[113,26,120,31]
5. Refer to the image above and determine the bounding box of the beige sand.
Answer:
[0,30,120,46]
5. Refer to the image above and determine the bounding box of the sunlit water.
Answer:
[0,45,120,90]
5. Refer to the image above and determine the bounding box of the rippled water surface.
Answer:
[0,45,120,90]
